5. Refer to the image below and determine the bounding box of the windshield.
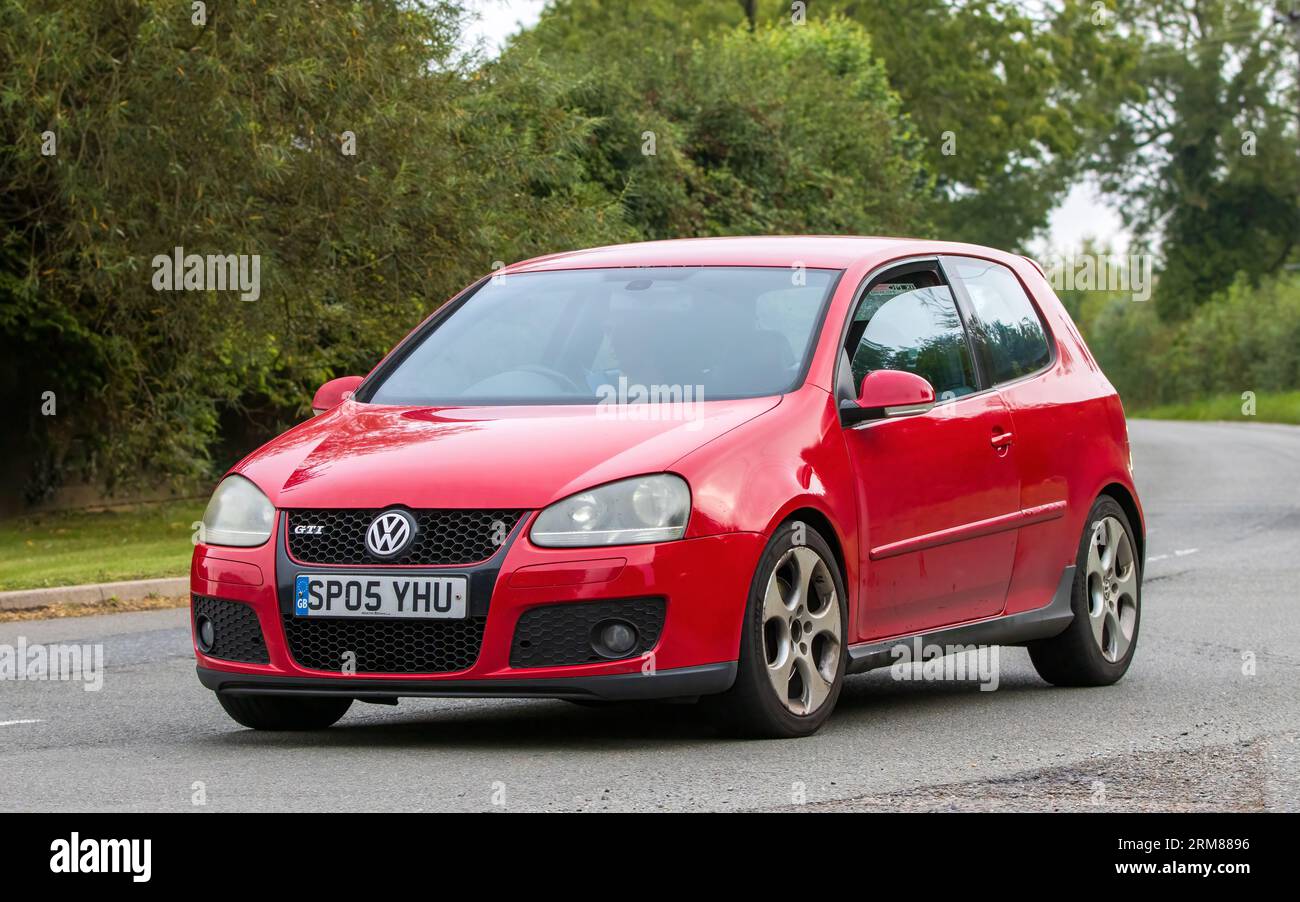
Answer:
[365,266,839,406]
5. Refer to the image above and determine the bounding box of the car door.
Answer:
[839,264,1021,641]
[944,255,1071,618]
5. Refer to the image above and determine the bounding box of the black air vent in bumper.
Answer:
[282,614,487,674]
[510,598,666,668]
[193,596,270,664]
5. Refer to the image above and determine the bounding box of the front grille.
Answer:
[286,509,524,566]
[193,595,270,664]
[510,598,666,668]
[282,614,486,674]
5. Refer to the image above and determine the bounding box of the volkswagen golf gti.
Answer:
[192,236,1144,738]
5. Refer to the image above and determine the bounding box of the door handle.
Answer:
[991,431,1015,450]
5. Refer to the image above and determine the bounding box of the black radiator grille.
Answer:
[286,509,524,566]
[281,614,487,674]
[192,595,270,664]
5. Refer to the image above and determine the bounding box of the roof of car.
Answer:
[504,236,948,273]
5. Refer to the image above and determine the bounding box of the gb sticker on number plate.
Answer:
[295,574,311,615]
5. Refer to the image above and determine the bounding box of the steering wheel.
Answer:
[513,364,587,395]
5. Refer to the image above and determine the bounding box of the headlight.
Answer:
[201,475,274,547]
[530,475,690,547]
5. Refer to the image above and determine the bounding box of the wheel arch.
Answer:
[1099,482,1145,567]
[771,505,851,606]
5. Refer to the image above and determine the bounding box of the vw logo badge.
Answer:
[366,509,417,558]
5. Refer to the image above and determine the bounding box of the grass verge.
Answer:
[0,501,203,592]
[1132,390,1300,425]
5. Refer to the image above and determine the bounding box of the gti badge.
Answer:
[365,509,417,558]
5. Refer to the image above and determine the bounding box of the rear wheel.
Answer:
[1028,496,1141,686]
[712,521,847,738]
[216,694,353,730]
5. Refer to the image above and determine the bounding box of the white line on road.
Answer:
[0,719,45,727]
[1148,549,1200,563]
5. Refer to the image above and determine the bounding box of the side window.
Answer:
[950,258,1052,385]
[848,284,977,401]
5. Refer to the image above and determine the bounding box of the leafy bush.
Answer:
[512,16,931,240]
[1082,273,1300,409]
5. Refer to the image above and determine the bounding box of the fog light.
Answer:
[593,619,638,658]
[196,614,215,653]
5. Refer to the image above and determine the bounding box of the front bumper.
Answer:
[198,661,738,701]
[191,513,762,699]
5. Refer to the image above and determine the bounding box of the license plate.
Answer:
[294,574,467,619]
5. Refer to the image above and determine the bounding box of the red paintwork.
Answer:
[508,558,626,589]
[193,236,1143,684]
[846,389,1020,638]
[855,369,936,409]
[192,556,263,588]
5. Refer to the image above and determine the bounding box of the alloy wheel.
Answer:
[761,546,842,715]
[1085,516,1138,663]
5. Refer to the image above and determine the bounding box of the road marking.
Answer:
[0,719,44,727]
[1147,549,1199,564]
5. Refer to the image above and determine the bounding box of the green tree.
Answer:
[509,14,932,239]
[0,0,625,500]
[836,0,1134,248]
[1094,0,1299,319]
[518,0,1131,250]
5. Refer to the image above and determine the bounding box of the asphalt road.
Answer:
[2,419,1298,812]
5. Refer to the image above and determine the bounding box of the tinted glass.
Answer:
[950,258,1052,384]
[849,284,977,401]
[367,267,838,405]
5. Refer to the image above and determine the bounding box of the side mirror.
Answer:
[839,370,936,427]
[311,375,364,416]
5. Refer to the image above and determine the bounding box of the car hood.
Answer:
[234,398,781,509]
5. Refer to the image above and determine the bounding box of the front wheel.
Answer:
[216,694,353,730]
[1028,496,1142,687]
[711,521,848,738]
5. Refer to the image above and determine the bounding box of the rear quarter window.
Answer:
[950,258,1052,385]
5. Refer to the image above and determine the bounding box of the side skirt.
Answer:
[846,565,1076,675]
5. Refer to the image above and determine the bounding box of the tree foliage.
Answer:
[510,14,931,239]
[1094,0,1299,318]
[1082,272,1300,407]
[0,0,626,498]
[518,0,1129,249]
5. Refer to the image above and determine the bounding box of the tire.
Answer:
[216,693,353,731]
[711,521,848,738]
[1028,496,1141,687]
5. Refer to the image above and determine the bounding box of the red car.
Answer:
[192,237,1144,738]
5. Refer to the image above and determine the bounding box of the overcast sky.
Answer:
[463,0,1128,254]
